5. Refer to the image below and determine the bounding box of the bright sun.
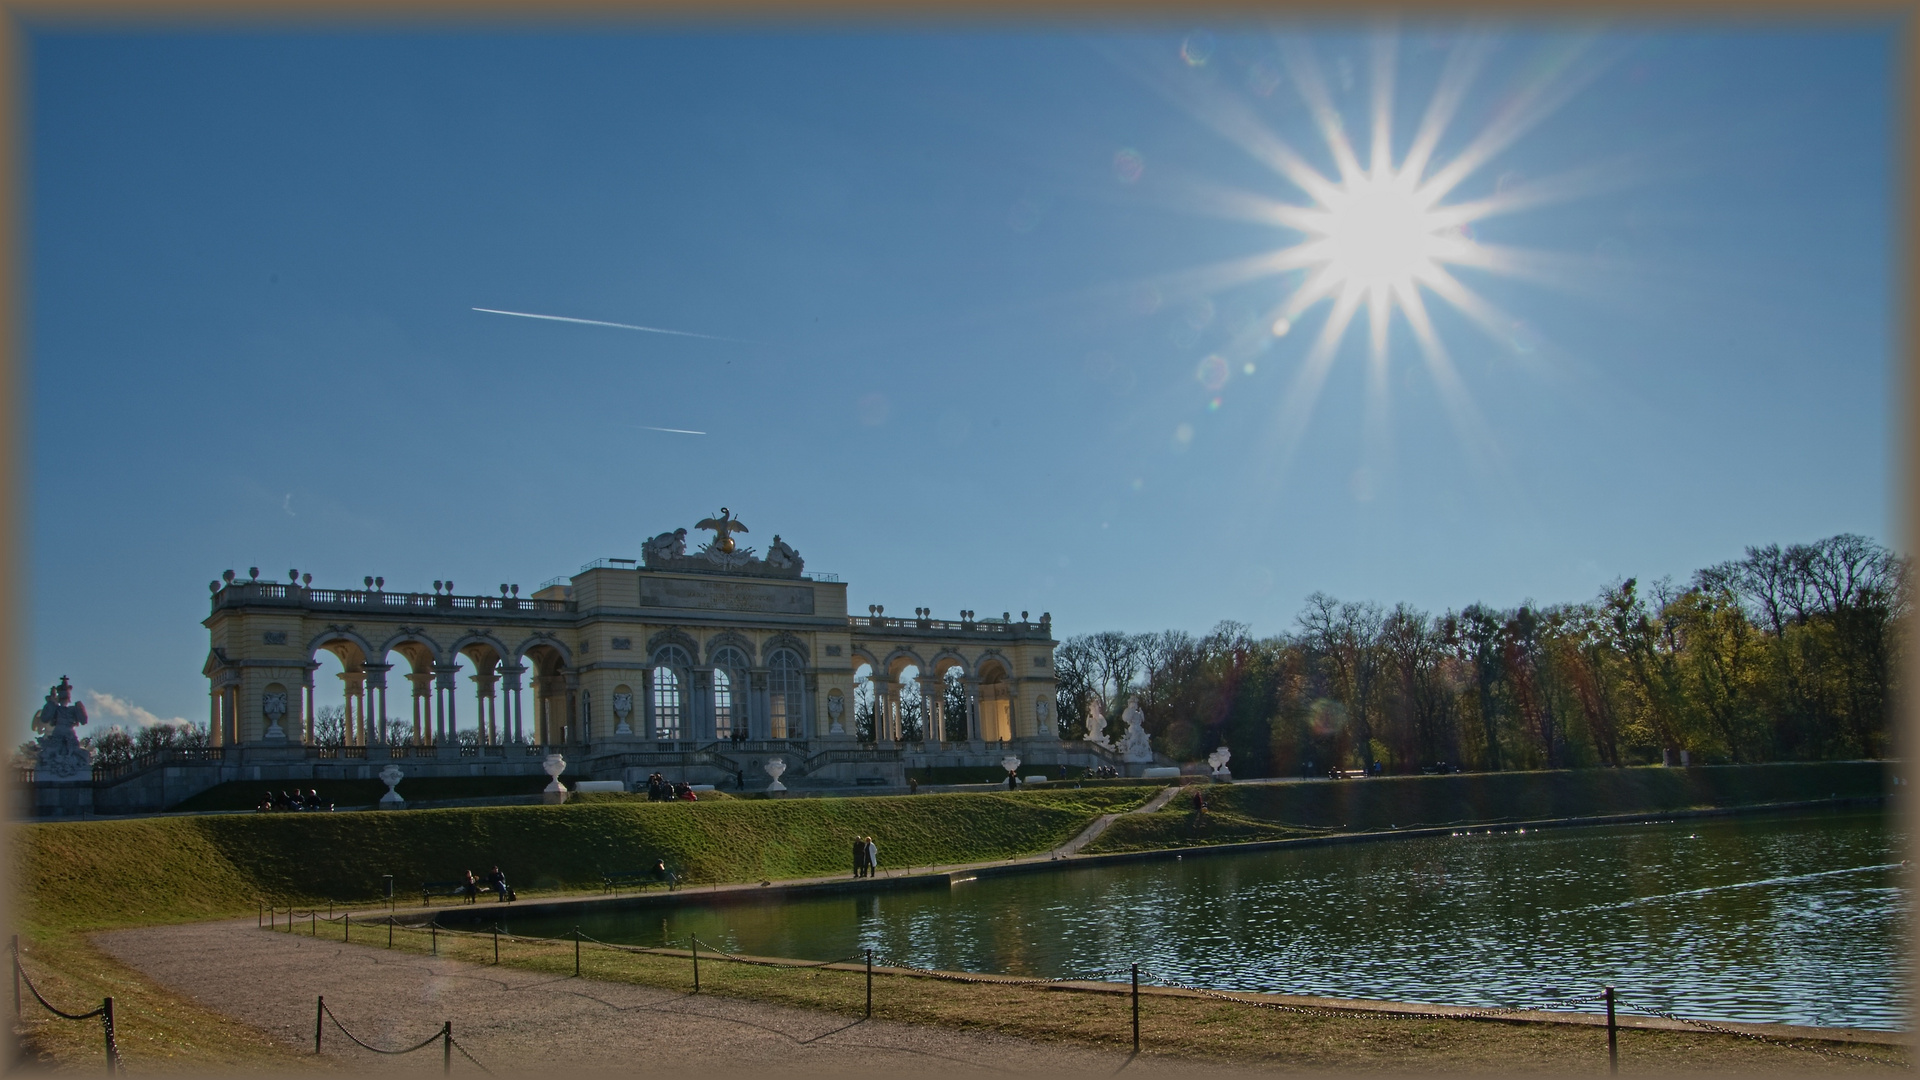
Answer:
[1148,32,1601,475]
[1312,171,1451,294]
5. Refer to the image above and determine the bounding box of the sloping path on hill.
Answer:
[1053,785,1180,858]
[94,920,1236,1076]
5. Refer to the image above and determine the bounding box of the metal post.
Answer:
[866,949,873,1018]
[102,997,116,1075]
[1605,986,1617,1074]
[310,911,316,936]
[1131,964,1140,1056]
[692,937,700,993]
[315,995,324,1054]
[574,928,581,977]
[493,927,500,964]
[442,1021,452,1075]
[431,924,438,956]
[344,913,350,943]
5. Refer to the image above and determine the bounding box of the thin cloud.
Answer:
[472,307,747,343]
[86,690,187,729]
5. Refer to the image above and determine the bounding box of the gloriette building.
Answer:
[75,511,1125,813]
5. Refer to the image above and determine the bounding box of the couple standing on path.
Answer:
[852,835,879,878]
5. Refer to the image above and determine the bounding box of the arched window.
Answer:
[769,649,804,740]
[711,646,751,740]
[652,645,692,739]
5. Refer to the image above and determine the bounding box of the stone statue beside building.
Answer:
[33,676,92,782]
[1120,697,1153,764]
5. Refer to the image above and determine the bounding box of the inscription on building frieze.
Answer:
[611,637,632,650]
[640,577,815,615]
[825,644,842,656]
[263,631,287,645]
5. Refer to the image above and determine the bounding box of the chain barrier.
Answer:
[1141,968,1597,1023]
[873,955,1137,988]
[316,995,490,1074]
[11,936,120,1073]
[1612,997,1909,1069]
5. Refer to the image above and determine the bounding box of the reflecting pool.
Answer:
[498,809,1905,1030]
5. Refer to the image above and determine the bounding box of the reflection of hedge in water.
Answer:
[15,788,1153,932]
[1202,761,1887,832]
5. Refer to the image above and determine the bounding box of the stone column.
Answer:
[434,663,459,750]
[502,662,526,745]
[964,678,982,742]
[804,673,820,741]
[749,670,769,741]
[363,662,391,746]
[917,674,940,744]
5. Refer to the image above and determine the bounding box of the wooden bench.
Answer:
[422,880,479,905]
[601,869,676,895]
[1331,769,1369,780]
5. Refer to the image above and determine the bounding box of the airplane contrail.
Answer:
[472,307,744,342]
[638,426,707,435]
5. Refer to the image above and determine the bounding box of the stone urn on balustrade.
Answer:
[542,753,570,805]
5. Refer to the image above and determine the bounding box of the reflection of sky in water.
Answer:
[500,811,1905,1031]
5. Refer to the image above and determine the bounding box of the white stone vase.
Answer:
[1207,745,1232,781]
[378,764,406,809]
[764,757,787,793]
[542,753,569,804]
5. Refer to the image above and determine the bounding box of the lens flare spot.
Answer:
[1113,149,1144,184]
[1508,321,1540,355]
[1180,31,1215,67]
[1130,478,1144,492]
[1173,422,1194,446]
[1242,362,1257,376]
[1195,354,1229,391]
[1271,317,1292,337]
[1208,397,1222,412]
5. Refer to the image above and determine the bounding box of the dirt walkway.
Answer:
[95,920,1238,1076]
[1054,786,1180,857]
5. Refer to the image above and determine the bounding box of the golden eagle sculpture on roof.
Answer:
[695,507,749,553]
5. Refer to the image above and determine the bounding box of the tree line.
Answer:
[1052,534,1905,776]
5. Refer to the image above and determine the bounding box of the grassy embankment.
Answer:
[9,787,1146,1069]
[1083,760,1890,853]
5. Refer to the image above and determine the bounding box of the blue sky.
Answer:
[23,23,1896,735]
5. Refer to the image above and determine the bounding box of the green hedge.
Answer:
[14,787,1150,933]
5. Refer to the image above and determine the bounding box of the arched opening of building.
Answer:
[711,645,750,742]
[977,658,1011,742]
[768,648,804,740]
[650,644,692,742]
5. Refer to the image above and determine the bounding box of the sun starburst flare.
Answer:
[1114,30,1618,484]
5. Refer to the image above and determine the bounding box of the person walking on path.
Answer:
[866,836,879,878]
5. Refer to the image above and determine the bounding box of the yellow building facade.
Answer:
[199,515,1093,789]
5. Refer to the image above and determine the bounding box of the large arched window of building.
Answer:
[652,645,692,739]
[711,646,751,741]
[768,649,804,740]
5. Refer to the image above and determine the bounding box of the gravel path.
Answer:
[96,920,1235,1076]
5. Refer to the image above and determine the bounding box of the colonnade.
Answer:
[311,659,545,747]
[870,672,990,743]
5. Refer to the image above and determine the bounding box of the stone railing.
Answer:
[211,581,574,617]
[848,614,1052,637]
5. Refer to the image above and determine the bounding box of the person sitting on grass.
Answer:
[256,791,274,812]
